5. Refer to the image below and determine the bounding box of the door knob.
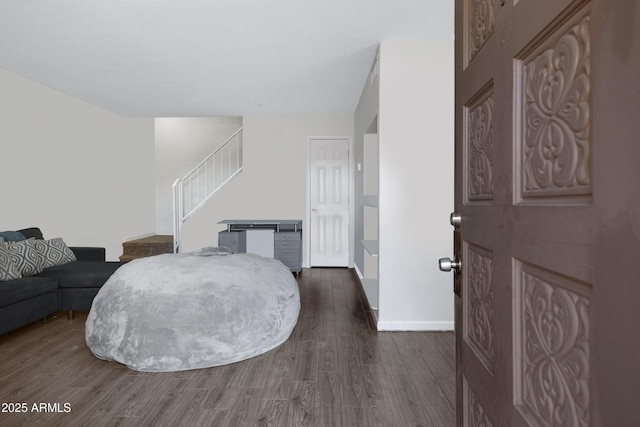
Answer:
[439,257,461,272]
[450,212,461,228]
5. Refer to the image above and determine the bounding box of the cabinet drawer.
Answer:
[276,249,299,258]
[275,232,300,241]
[274,232,300,272]
[276,241,300,249]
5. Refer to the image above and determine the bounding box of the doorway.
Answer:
[308,137,350,267]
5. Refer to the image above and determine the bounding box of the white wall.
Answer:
[0,68,155,261]
[180,114,354,267]
[155,117,242,234]
[376,40,454,330]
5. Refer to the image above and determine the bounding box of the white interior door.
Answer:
[445,0,640,426]
[309,138,350,267]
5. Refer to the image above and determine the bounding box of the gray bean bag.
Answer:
[85,250,300,372]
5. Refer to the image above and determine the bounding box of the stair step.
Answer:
[120,235,173,262]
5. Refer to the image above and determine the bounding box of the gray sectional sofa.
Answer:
[0,227,122,336]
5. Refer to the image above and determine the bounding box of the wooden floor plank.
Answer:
[0,267,455,426]
[256,398,289,426]
[316,371,342,427]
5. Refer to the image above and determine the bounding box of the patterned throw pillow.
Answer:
[35,238,77,269]
[0,239,22,281]
[4,238,43,276]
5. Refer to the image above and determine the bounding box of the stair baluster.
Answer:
[172,127,243,253]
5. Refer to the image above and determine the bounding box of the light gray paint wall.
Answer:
[0,68,155,261]
[179,114,354,267]
[376,40,454,330]
[354,40,455,330]
[155,117,242,235]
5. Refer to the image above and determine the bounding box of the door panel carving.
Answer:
[466,0,495,66]
[517,9,592,202]
[514,261,591,427]
[464,377,494,427]
[464,243,495,374]
[465,84,495,203]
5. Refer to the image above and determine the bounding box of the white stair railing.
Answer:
[172,127,243,252]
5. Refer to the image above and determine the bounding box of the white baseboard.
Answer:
[353,264,451,331]
[353,263,364,279]
[376,320,454,331]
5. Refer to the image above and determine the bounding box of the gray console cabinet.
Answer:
[217,230,247,254]
[274,232,301,273]
[218,220,302,273]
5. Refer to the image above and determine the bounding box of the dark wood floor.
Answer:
[0,268,455,426]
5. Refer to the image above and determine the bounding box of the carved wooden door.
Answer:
[450,0,640,425]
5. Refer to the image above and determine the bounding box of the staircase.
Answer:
[119,235,174,262]
[172,127,243,252]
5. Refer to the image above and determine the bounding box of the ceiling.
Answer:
[0,1,453,117]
